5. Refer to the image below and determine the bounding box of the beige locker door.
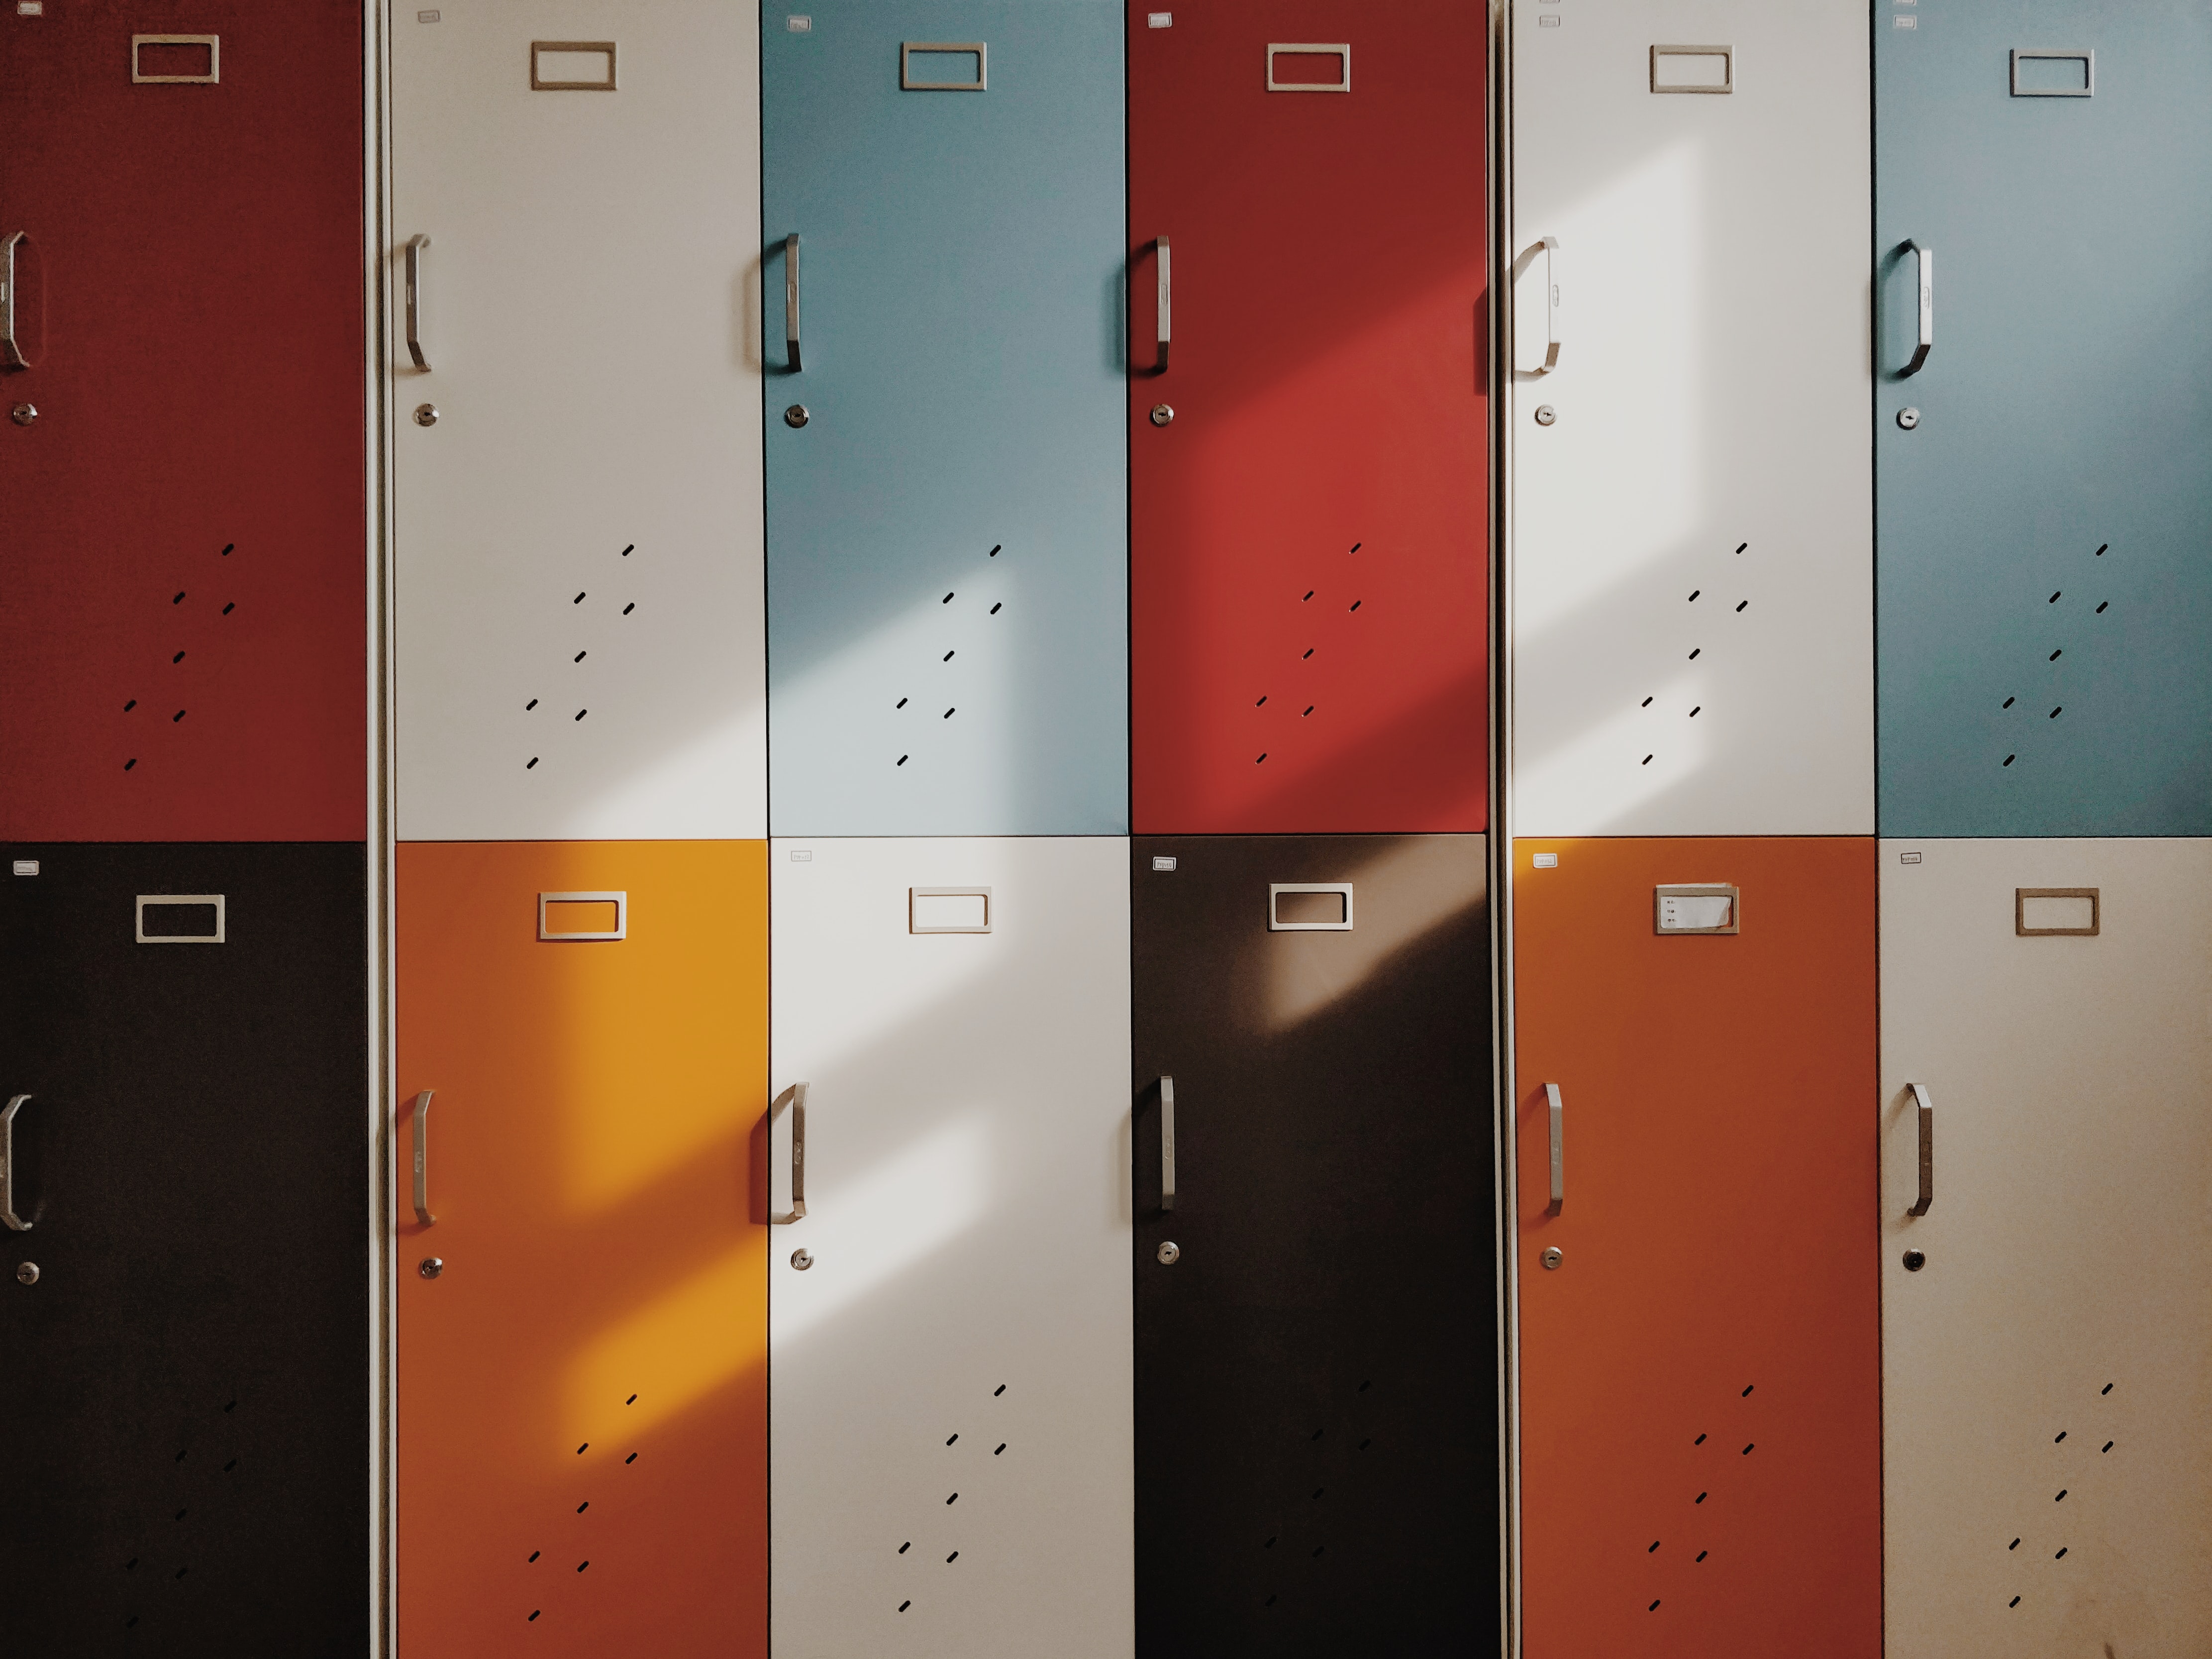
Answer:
[1881,839,2212,1655]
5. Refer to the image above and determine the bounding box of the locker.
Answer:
[0,844,368,1648]
[769,837,1131,1657]
[1880,840,2212,1653]
[1131,835,1495,1653]
[1507,0,1872,837]
[1875,6,2212,835]
[762,2,1127,837]
[390,0,765,841]
[0,2,365,841]
[1127,4,1489,835]
[1512,838,1878,1656]
[394,841,768,1655]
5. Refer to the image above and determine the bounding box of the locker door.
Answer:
[1507,0,1871,836]
[1127,5,1489,835]
[1512,838,1878,1656]
[395,842,768,1655]
[1880,840,2212,1653]
[0,844,368,1649]
[761,3,1127,837]
[769,837,1131,1657]
[0,2,364,841]
[1130,835,1494,1653]
[390,2,764,840]
[1875,8,2212,835]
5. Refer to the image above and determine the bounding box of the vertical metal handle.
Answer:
[1159,1075,1177,1210]
[772,1082,807,1223]
[1900,240,1932,377]
[1545,1083,1564,1215]
[410,1089,437,1227]
[1513,236,1561,377]
[1906,1082,1933,1216]
[0,232,39,371]
[1154,237,1171,373]
[2,1094,31,1233]
[784,233,802,373]
[404,234,431,372]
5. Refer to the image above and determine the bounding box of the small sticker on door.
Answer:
[1147,12,1172,27]
[1533,852,1559,868]
[788,15,812,31]
[1654,884,1738,935]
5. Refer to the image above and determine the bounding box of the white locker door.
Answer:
[391,2,764,839]
[769,836,1132,1658]
[1508,0,1871,835]
[1881,839,2212,1655]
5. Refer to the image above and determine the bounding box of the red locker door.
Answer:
[1513,838,1880,1656]
[0,2,364,840]
[1128,3,1488,834]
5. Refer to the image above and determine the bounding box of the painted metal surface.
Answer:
[769,836,1131,1658]
[1130,834,1495,1650]
[395,841,768,1656]
[1513,837,1879,1656]
[1880,838,2212,1653]
[762,2,1127,836]
[0,1,365,840]
[391,0,765,840]
[1876,5,2212,834]
[0,843,368,1647]
[1508,0,1872,836]
[1127,3,1489,834]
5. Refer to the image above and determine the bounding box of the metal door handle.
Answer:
[772,1082,807,1223]
[1900,240,1931,377]
[784,234,802,373]
[1154,237,1171,373]
[410,1089,437,1226]
[0,232,39,371]
[1159,1075,1176,1210]
[1544,1083,1564,1215]
[2,1094,30,1232]
[1514,236,1561,376]
[1906,1082,1933,1215]
[404,234,431,372]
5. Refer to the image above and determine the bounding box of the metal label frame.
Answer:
[1266,42,1350,93]
[1650,43,1733,95]
[2015,887,2100,936]
[530,40,617,91]
[909,886,992,934]
[537,890,627,941]
[2011,48,2093,98]
[130,33,220,85]
[1268,882,1354,932]
[901,41,987,91]
[135,893,226,944]
[1653,883,1740,935]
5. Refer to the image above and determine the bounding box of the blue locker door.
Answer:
[1876,4,2212,835]
[762,1,1127,837]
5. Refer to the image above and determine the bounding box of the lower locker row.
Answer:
[0,838,2204,1651]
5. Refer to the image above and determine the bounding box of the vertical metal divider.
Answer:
[1488,4,1522,1657]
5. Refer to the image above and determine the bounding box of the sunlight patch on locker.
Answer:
[564,1243,766,1442]
[560,694,768,839]
[1263,835,1486,1030]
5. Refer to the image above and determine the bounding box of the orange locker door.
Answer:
[395,842,767,1655]
[1513,838,1879,1656]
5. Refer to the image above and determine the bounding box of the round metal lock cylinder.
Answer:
[15,1261,37,1285]
[1897,407,1920,430]
[790,1248,814,1271]
[1902,1248,1926,1273]
[1156,1240,1181,1265]
[784,404,810,429]
[10,403,36,427]
[1540,1245,1564,1271]
[1149,403,1174,427]
[413,403,439,427]
[1533,404,1556,427]
[418,1256,444,1279]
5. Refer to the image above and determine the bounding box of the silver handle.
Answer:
[1900,240,1931,377]
[784,233,802,373]
[1906,1082,1933,1216]
[1545,1082,1564,1215]
[410,1089,437,1226]
[1,1094,30,1232]
[1513,236,1561,377]
[404,234,431,372]
[772,1082,807,1223]
[1154,237,1171,373]
[1160,1075,1177,1210]
[0,231,37,371]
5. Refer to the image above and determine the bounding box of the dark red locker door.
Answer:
[0,3,364,841]
[1513,838,1880,1657]
[1128,4,1488,834]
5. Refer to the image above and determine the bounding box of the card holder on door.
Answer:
[1654,883,1738,934]
[1269,883,1353,931]
[136,894,225,943]
[530,41,617,91]
[2015,887,2098,936]
[2011,49,2092,98]
[1650,44,1731,94]
[901,42,987,90]
[910,887,991,933]
[538,891,626,941]
[1266,43,1349,93]
[131,34,219,84]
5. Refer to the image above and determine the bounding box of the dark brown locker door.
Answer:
[0,844,369,1651]
[1132,835,1496,1657]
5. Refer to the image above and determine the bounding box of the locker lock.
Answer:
[1896,407,1920,430]
[413,403,439,427]
[1540,1246,1563,1271]
[418,1256,444,1279]
[1902,1249,1926,1272]
[1149,403,1174,427]
[790,1248,814,1271]
[9,403,34,427]
[1533,404,1556,427]
[785,404,810,428]
[15,1261,36,1285]
[1156,1240,1180,1265]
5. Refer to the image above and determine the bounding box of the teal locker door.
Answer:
[762,2,1127,837]
[1876,4,2212,835]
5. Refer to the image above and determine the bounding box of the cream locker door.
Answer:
[768,837,1132,1658]
[1881,839,2212,1655]
[391,3,764,839]
[1507,0,1871,835]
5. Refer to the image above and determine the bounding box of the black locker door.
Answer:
[1131,835,1497,1657]
[0,844,368,1653]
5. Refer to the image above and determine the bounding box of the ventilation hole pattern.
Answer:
[883,1381,1015,1617]
[1633,1380,1765,1618]
[1993,542,2113,772]
[517,1390,643,1625]
[518,543,641,772]
[1253,1378,1383,1613]
[118,543,245,775]
[1631,539,1755,777]
[113,1394,246,1633]
[2000,1379,2119,1615]
[887,545,1008,771]
[1248,542,1369,767]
